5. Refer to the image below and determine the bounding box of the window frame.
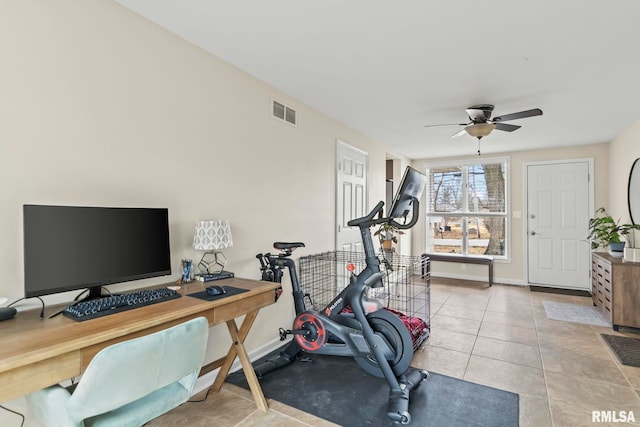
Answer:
[423,157,510,260]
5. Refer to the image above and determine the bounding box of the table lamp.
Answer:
[193,219,233,276]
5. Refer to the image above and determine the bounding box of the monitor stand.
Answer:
[75,286,110,302]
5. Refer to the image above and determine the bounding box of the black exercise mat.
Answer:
[602,334,640,367]
[187,286,248,302]
[227,351,519,427]
[530,285,591,297]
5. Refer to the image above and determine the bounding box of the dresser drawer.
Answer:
[591,252,640,329]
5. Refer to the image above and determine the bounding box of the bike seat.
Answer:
[273,242,306,251]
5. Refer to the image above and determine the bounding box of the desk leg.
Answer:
[211,310,269,411]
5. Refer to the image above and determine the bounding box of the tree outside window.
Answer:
[424,159,508,257]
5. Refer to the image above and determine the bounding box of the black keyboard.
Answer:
[63,288,181,321]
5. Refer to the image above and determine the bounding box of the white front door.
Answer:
[336,140,368,252]
[526,160,592,290]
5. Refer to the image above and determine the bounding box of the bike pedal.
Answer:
[278,328,289,341]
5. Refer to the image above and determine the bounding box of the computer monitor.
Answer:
[388,166,427,221]
[23,205,171,299]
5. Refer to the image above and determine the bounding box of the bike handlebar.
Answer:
[388,201,420,230]
[347,198,420,230]
[347,201,385,227]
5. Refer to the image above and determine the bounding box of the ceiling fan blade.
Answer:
[492,108,543,122]
[451,128,468,138]
[424,123,467,128]
[494,123,521,132]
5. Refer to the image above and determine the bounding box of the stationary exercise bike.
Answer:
[255,167,428,425]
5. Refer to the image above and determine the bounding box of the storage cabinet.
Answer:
[591,252,640,330]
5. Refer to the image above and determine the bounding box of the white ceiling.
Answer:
[115,0,640,159]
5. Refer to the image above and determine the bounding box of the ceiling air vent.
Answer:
[272,99,297,127]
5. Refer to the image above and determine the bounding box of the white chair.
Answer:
[26,316,209,427]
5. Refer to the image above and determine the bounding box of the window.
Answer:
[424,158,509,258]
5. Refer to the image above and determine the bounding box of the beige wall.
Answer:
[0,0,400,362]
[608,119,640,225]
[412,143,610,285]
[4,0,639,366]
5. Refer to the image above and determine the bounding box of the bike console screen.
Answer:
[388,166,427,221]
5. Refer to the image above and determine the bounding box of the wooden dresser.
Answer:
[591,252,640,330]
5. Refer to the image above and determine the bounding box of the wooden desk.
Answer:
[0,278,279,411]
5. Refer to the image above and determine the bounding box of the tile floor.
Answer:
[148,278,640,427]
[4,278,640,426]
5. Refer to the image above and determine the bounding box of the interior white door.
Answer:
[336,140,368,252]
[526,161,591,290]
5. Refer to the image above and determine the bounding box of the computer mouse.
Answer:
[206,285,226,296]
[0,307,16,321]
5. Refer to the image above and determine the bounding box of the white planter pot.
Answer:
[624,247,640,262]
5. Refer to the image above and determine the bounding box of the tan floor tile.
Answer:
[472,336,542,369]
[267,401,340,427]
[426,328,477,353]
[464,355,547,397]
[148,387,258,427]
[490,283,531,295]
[534,317,585,332]
[431,313,482,335]
[412,345,470,378]
[519,394,552,427]
[545,371,640,412]
[222,382,255,400]
[486,298,534,316]
[478,321,539,346]
[444,293,490,310]
[619,364,640,390]
[539,345,629,386]
[430,302,443,315]
[236,408,313,427]
[482,309,536,329]
[497,293,532,303]
[537,328,611,359]
[437,303,485,321]
[549,400,607,427]
[551,399,640,426]
[430,287,455,305]
[534,314,600,335]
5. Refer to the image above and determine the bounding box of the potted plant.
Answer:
[587,207,640,257]
[374,223,405,251]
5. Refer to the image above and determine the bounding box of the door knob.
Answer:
[530,231,541,236]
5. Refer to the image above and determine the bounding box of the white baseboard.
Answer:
[192,336,290,395]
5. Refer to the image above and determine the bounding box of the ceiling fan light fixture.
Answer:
[465,123,496,138]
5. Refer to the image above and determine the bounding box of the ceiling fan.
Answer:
[424,104,543,154]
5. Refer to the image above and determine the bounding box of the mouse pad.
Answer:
[187,286,249,302]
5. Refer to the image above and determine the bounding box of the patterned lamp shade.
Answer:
[193,220,233,250]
